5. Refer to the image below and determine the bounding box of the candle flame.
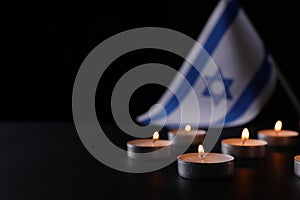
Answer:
[153,131,159,141]
[198,144,204,159]
[274,120,282,132]
[241,128,249,144]
[184,124,192,132]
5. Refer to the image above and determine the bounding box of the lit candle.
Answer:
[168,125,206,149]
[257,120,299,147]
[221,128,267,159]
[294,155,300,178]
[198,144,205,161]
[177,144,234,180]
[127,131,172,160]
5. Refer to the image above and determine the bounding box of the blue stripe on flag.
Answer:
[205,0,239,54]
[222,52,272,123]
[139,0,240,125]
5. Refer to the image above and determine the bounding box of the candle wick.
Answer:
[199,153,205,162]
[242,139,246,145]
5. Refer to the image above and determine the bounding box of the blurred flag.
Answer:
[137,0,277,128]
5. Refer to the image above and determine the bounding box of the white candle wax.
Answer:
[127,139,172,160]
[222,138,267,146]
[168,129,206,146]
[177,152,234,180]
[257,129,299,147]
[221,138,267,159]
[178,152,234,163]
[127,139,171,147]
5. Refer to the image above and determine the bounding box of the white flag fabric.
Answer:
[137,0,277,128]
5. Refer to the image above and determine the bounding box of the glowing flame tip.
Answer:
[274,120,282,131]
[241,128,249,144]
[153,131,159,141]
[198,144,204,154]
[184,124,192,132]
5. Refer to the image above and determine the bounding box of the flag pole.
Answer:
[275,64,300,119]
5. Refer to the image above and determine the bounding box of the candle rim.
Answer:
[295,155,300,162]
[177,152,234,164]
[127,139,172,147]
[258,129,299,137]
[169,129,206,135]
[221,138,267,146]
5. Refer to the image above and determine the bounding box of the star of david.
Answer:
[202,70,233,105]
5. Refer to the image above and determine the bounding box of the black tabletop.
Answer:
[1,122,299,200]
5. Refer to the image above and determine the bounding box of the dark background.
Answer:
[1,1,300,199]
[2,0,299,128]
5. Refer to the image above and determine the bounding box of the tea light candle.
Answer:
[177,145,234,180]
[127,131,172,160]
[294,155,300,178]
[221,128,267,159]
[257,120,299,147]
[168,125,206,148]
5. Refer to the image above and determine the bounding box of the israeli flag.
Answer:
[137,0,277,128]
